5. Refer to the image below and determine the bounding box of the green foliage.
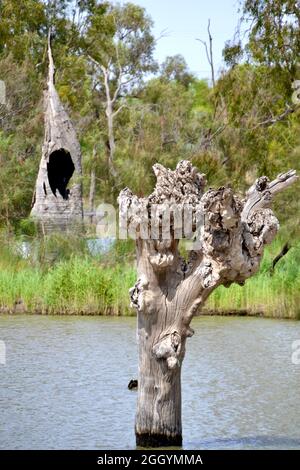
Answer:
[34,233,89,266]
[243,0,300,75]
[160,55,195,88]
[0,0,298,231]
[85,2,157,83]
[223,1,300,78]
[0,0,299,318]
[16,218,37,237]
[0,54,43,226]
[207,239,300,319]
[0,235,136,315]
[0,237,299,318]
[223,40,243,67]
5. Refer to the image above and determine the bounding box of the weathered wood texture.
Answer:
[31,34,83,231]
[119,160,297,447]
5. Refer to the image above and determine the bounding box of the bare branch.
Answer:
[196,19,215,87]
[196,39,210,66]
[87,55,118,178]
[242,170,298,222]
[199,125,227,149]
[154,28,170,45]
[98,65,112,109]
[270,241,291,274]
[254,104,296,128]
[112,42,123,104]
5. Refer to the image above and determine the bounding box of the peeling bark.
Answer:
[119,160,297,447]
[31,32,83,232]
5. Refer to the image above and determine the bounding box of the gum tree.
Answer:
[119,160,297,447]
[84,2,157,177]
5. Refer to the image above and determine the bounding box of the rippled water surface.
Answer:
[1,315,300,449]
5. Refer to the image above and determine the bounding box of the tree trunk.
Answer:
[31,31,83,232]
[119,160,297,447]
[106,104,116,177]
[136,309,183,447]
[101,64,118,179]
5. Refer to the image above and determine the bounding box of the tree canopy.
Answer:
[0,0,299,236]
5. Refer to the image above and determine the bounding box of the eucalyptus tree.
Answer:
[83,2,157,177]
[223,0,300,79]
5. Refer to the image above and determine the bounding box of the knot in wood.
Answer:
[255,176,269,192]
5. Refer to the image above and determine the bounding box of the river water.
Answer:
[0,315,300,449]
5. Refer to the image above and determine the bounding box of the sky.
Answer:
[119,0,242,81]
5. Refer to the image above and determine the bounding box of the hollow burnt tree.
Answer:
[85,2,157,179]
[31,32,83,232]
[118,160,297,448]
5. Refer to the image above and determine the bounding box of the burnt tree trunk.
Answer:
[119,161,297,447]
[31,32,83,232]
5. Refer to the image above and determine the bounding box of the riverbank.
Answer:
[0,235,299,319]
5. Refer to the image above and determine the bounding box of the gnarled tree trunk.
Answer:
[119,160,297,447]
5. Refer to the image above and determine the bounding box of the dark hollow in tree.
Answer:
[119,160,298,448]
[47,148,75,200]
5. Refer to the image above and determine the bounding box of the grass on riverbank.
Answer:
[206,247,300,319]
[0,234,136,315]
[0,258,136,315]
[0,233,299,318]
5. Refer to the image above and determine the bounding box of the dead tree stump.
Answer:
[119,160,297,447]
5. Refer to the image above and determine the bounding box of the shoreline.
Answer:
[0,304,297,319]
[0,240,299,321]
